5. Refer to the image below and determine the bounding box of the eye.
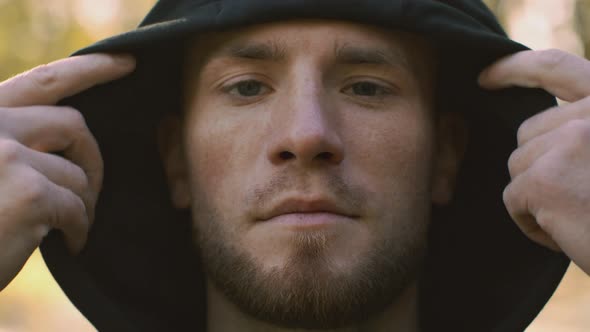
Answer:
[227,80,270,97]
[343,81,393,97]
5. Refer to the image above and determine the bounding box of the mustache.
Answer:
[245,171,366,213]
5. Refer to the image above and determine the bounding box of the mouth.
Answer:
[258,198,360,229]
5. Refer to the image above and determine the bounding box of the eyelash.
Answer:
[341,81,395,98]
[221,78,397,101]
[223,79,272,98]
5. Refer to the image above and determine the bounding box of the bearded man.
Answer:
[0,1,589,331]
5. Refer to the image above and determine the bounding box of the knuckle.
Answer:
[535,212,553,232]
[507,151,520,176]
[0,139,21,165]
[32,224,51,244]
[57,194,87,231]
[502,183,518,212]
[537,49,568,72]
[18,172,47,205]
[73,195,87,219]
[502,186,512,209]
[70,164,90,194]
[61,107,89,133]
[516,117,535,145]
[27,64,59,92]
[517,106,559,145]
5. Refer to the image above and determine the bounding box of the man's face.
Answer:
[162,20,456,329]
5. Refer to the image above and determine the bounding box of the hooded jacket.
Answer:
[39,1,570,331]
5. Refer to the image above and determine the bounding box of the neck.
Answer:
[205,280,419,332]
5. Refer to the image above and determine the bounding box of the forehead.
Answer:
[186,20,433,72]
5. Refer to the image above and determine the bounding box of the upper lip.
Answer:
[258,197,359,221]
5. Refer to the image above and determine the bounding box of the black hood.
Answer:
[39,1,569,331]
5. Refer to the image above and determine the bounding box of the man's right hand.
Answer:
[0,54,136,291]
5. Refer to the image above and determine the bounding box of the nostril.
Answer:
[279,151,295,160]
[316,152,333,160]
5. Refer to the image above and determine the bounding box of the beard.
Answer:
[190,170,429,330]
[194,207,428,330]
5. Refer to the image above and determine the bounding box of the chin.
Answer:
[200,228,426,330]
[195,204,429,330]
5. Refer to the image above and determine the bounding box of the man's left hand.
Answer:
[479,49,590,275]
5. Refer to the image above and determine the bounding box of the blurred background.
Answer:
[0,0,590,330]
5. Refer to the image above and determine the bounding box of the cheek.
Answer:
[344,106,435,220]
[347,109,434,183]
[185,114,243,205]
[183,106,267,217]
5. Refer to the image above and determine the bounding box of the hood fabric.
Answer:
[39,1,570,331]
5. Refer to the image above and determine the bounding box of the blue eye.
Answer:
[229,80,266,97]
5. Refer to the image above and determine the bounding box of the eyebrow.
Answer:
[208,40,411,71]
[216,41,287,61]
[334,44,411,69]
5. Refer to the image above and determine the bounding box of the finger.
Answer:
[0,138,88,198]
[12,167,89,254]
[479,49,590,102]
[17,141,92,223]
[0,106,93,149]
[0,106,103,215]
[503,175,561,251]
[31,151,93,225]
[0,53,135,107]
[516,95,590,146]
[42,176,90,254]
[508,128,561,178]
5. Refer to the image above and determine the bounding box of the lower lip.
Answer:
[264,212,354,229]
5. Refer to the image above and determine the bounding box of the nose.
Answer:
[267,88,344,167]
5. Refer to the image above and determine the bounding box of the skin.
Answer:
[0,17,587,332]
[480,49,590,274]
[159,21,465,331]
[0,54,136,290]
